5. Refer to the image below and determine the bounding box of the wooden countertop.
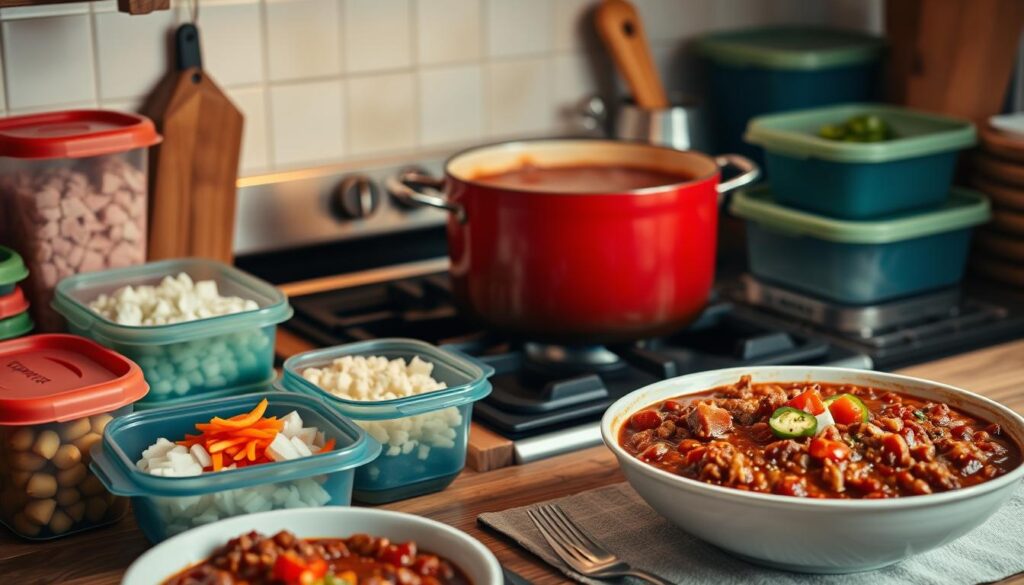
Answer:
[4,339,1024,584]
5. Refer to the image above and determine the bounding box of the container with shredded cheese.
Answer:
[279,339,493,504]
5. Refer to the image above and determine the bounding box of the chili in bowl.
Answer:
[600,366,1024,573]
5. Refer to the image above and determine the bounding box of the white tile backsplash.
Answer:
[487,58,551,137]
[416,0,481,65]
[269,79,346,167]
[265,0,342,82]
[486,0,553,58]
[94,9,177,101]
[418,64,483,147]
[344,0,412,73]
[2,15,95,110]
[196,0,265,87]
[0,0,880,175]
[347,72,416,155]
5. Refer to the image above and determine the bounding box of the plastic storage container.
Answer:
[0,286,33,340]
[280,339,494,504]
[0,245,28,296]
[745,104,977,219]
[730,185,991,304]
[90,392,379,543]
[0,111,161,332]
[697,27,884,163]
[0,334,149,540]
[51,258,293,406]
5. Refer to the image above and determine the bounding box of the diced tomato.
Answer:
[676,439,702,454]
[808,437,851,462]
[412,554,441,576]
[380,542,417,566]
[629,410,662,431]
[662,400,684,412]
[827,395,863,425]
[683,446,707,465]
[786,389,825,415]
[272,553,327,585]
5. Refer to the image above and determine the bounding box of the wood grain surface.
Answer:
[4,339,1023,584]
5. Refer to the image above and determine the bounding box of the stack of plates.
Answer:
[969,123,1024,287]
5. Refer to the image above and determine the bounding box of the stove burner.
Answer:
[523,343,624,375]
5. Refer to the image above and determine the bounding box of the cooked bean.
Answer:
[57,463,87,487]
[12,512,41,537]
[56,488,81,507]
[26,473,57,498]
[31,430,60,460]
[64,501,85,522]
[79,474,105,497]
[11,451,47,471]
[8,427,35,451]
[48,509,73,535]
[51,444,82,470]
[59,418,91,442]
[73,432,102,461]
[10,470,32,488]
[90,414,113,435]
[84,496,107,522]
[24,498,56,525]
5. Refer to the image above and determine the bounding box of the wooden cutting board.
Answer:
[143,23,243,263]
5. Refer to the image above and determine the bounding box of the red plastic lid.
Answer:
[0,334,149,424]
[0,286,29,320]
[0,110,162,160]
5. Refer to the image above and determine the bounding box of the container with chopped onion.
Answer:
[89,392,379,542]
[279,338,494,504]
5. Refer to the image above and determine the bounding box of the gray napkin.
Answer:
[479,482,1024,585]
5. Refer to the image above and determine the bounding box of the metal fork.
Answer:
[527,504,674,585]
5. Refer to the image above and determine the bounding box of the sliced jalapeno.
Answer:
[769,407,818,439]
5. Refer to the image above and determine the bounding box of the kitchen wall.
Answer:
[0,0,881,177]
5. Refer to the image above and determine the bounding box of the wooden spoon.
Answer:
[594,0,669,109]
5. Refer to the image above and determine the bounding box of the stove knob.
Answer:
[389,165,432,209]
[332,174,381,220]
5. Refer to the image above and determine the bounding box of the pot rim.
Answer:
[443,137,721,196]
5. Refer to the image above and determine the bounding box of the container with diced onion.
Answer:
[89,392,379,543]
[0,334,149,540]
[279,338,494,504]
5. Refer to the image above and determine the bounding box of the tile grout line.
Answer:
[258,0,275,170]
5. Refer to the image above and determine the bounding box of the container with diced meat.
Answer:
[89,392,380,543]
[0,334,149,540]
[51,258,292,406]
[279,339,494,504]
[0,111,161,331]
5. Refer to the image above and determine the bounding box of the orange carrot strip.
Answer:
[212,452,223,471]
[319,438,336,453]
[210,398,269,429]
[233,448,248,461]
[208,437,249,453]
[234,428,276,439]
[247,440,257,461]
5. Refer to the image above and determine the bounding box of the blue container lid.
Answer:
[279,338,494,420]
[51,258,293,345]
[90,392,380,497]
[696,26,884,70]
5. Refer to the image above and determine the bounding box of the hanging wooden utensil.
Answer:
[143,23,243,263]
[594,0,669,109]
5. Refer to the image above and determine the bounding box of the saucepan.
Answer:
[387,139,758,344]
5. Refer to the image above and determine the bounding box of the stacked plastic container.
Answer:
[732,104,989,305]
[0,246,33,340]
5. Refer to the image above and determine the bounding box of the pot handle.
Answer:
[386,170,467,223]
[714,154,760,195]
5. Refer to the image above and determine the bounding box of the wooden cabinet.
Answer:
[0,0,168,14]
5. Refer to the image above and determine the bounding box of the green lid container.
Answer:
[745,103,977,163]
[0,311,34,340]
[696,26,884,70]
[0,246,28,292]
[731,185,991,244]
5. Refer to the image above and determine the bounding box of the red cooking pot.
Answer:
[388,139,758,344]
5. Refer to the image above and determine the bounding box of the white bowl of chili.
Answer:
[601,366,1024,573]
[123,507,502,584]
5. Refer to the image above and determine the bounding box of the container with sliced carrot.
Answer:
[88,392,380,543]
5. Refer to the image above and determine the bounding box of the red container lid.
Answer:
[0,334,149,425]
[0,110,161,160]
[0,286,29,320]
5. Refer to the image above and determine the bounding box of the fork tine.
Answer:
[549,504,613,557]
[527,509,590,569]
[535,505,601,563]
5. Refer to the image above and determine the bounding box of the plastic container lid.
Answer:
[745,103,977,163]
[91,392,380,497]
[0,110,161,160]
[0,286,29,320]
[696,26,884,70]
[280,338,494,420]
[52,258,293,345]
[0,334,149,424]
[0,312,33,341]
[0,246,29,287]
[730,185,991,244]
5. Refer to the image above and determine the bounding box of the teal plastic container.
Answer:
[279,339,494,504]
[90,392,380,543]
[51,259,293,406]
[0,245,28,297]
[746,104,977,219]
[731,186,991,304]
[131,375,276,411]
[697,27,884,163]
